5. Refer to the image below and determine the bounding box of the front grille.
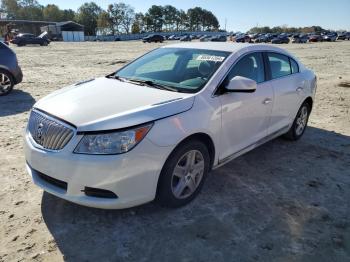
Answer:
[37,171,68,191]
[28,110,74,150]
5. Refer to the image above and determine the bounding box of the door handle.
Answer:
[263,98,272,105]
[296,87,303,92]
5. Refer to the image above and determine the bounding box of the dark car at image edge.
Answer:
[10,33,50,47]
[0,42,23,95]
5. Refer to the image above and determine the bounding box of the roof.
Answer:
[55,21,82,27]
[163,42,293,56]
[55,21,84,31]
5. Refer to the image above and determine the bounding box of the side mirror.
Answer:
[225,76,257,93]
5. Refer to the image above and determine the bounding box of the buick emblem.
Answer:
[37,123,44,142]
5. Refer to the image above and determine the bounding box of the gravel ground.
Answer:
[0,41,349,262]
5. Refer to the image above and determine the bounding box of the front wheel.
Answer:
[0,70,15,96]
[157,140,210,207]
[283,102,311,140]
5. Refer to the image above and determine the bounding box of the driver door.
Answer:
[218,52,274,160]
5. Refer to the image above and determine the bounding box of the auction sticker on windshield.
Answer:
[196,55,225,62]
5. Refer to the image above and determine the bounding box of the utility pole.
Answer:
[225,18,227,31]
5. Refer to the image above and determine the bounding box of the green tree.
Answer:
[131,20,140,34]
[133,12,144,32]
[17,0,43,20]
[97,10,111,35]
[120,3,135,34]
[61,9,76,21]
[163,5,177,31]
[1,0,20,19]
[76,2,102,35]
[145,5,164,32]
[187,7,202,31]
[43,4,62,21]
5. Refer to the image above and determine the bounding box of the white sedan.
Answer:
[24,43,317,209]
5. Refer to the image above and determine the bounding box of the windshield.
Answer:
[114,48,230,93]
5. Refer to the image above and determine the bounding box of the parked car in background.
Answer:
[24,42,316,209]
[308,35,323,42]
[322,32,337,42]
[142,34,164,43]
[210,35,227,42]
[199,35,211,42]
[337,32,350,40]
[253,35,269,43]
[0,42,23,96]
[292,35,308,43]
[180,35,191,42]
[11,33,50,47]
[235,34,251,43]
[271,35,290,44]
[168,35,177,40]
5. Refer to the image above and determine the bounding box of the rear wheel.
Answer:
[283,102,311,140]
[0,70,15,96]
[157,140,210,207]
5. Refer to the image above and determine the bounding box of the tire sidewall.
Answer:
[157,140,210,207]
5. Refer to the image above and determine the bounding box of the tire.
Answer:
[283,102,311,141]
[0,69,15,96]
[157,140,210,207]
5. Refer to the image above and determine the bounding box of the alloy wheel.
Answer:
[0,73,12,94]
[171,150,205,199]
[295,105,308,136]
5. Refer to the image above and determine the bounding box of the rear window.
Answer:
[267,53,291,79]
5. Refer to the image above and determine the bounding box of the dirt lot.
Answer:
[0,40,349,262]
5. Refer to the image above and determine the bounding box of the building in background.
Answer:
[40,21,84,42]
[0,20,84,41]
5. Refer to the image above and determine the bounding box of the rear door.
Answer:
[265,52,304,134]
[218,52,274,160]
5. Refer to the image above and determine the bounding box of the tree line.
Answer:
[0,0,220,35]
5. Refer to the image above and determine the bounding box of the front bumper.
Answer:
[24,131,173,209]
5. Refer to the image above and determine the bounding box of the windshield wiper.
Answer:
[126,78,178,92]
[107,74,126,82]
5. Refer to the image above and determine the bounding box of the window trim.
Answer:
[214,51,266,96]
[289,57,299,74]
[265,51,292,80]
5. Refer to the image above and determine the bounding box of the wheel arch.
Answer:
[304,96,313,112]
[175,133,216,170]
[155,132,216,201]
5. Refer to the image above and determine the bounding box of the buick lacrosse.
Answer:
[24,43,316,209]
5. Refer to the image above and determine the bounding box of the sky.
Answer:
[37,0,350,32]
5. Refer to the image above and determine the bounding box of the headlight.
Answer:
[74,124,153,155]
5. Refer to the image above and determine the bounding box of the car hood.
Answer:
[34,77,195,132]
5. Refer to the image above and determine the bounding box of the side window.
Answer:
[227,52,265,83]
[267,53,291,79]
[290,58,299,74]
